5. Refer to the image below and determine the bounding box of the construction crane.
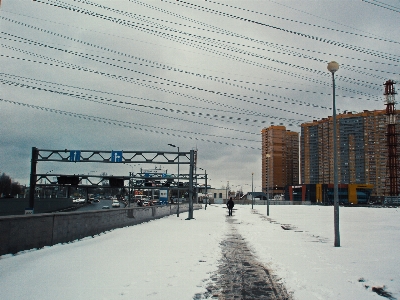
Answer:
[384,80,400,204]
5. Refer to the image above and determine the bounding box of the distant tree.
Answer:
[0,173,12,195]
[0,173,22,197]
[11,182,22,195]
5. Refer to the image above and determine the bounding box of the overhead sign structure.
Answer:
[142,169,166,175]
[29,147,196,219]
[111,150,123,162]
[57,175,80,185]
[70,150,81,162]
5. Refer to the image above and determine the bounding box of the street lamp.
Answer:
[168,143,180,217]
[41,170,53,198]
[124,163,138,207]
[199,168,207,208]
[327,61,340,247]
[226,181,229,203]
[251,172,254,209]
[266,154,271,216]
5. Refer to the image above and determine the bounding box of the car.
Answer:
[112,200,120,208]
[171,197,185,203]
[102,205,110,209]
[1,195,14,198]
[93,198,100,203]
[73,198,85,204]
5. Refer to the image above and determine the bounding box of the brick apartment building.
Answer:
[261,125,299,197]
[301,109,400,199]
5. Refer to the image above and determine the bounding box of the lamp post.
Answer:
[251,172,254,209]
[42,170,53,198]
[168,144,180,217]
[128,172,133,207]
[265,154,271,216]
[327,61,340,247]
[124,163,136,207]
[199,168,207,208]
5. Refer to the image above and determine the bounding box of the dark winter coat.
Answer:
[227,199,234,209]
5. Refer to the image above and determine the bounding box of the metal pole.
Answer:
[187,149,194,220]
[204,171,207,195]
[29,147,38,212]
[266,154,270,216]
[328,61,340,247]
[332,71,340,247]
[251,172,254,209]
[195,166,198,204]
[168,144,180,217]
[205,170,207,209]
[128,172,131,207]
[177,146,180,217]
[225,182,228,203]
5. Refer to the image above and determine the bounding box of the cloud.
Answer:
[1,0,398,191]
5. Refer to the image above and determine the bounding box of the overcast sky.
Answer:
[1,0,399,192]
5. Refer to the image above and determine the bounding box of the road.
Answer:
[74,199,126,211]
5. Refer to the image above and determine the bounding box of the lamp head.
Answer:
[327,61,339,73]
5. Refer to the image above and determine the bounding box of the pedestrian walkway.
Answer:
[195,212,291,299]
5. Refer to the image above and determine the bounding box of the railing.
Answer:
[237,199,311,205]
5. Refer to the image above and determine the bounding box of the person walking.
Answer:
[227,197,234,216]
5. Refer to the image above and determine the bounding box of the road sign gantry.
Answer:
[34,149,192,164]
[29,147,197,219]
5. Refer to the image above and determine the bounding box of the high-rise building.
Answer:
[261,126,299,197]
[301,109,400,199]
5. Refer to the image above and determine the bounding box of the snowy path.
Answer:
[197,214,291,299]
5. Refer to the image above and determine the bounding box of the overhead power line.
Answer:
[171,0,399,61]
[0,98,262,150]
[362,0,400,14]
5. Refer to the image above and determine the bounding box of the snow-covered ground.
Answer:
[1,205,399,300]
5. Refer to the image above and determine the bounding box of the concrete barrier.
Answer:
[0,204,202,256]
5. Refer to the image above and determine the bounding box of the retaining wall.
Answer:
[0,204,201,256]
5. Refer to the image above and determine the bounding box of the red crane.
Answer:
[384,80,399,199]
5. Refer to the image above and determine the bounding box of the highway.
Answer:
[74,199,126,211]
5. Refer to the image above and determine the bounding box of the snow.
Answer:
[1,205,399,300]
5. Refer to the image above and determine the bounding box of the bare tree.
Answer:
[0,173,22,197]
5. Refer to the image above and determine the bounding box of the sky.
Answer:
[0,204,399,299]
[1,0,399,192]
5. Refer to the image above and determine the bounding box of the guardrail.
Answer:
[237,199,312,205]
